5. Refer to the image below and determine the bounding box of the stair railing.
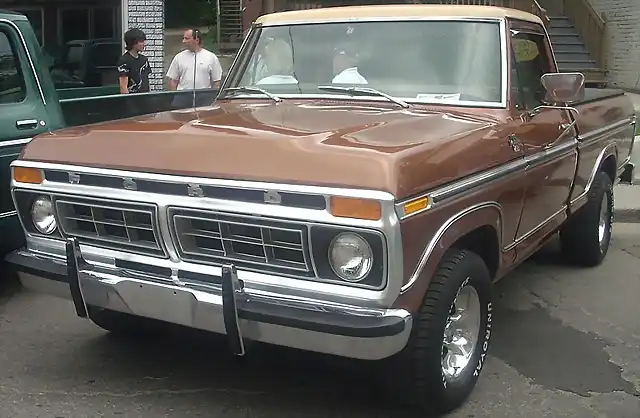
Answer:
[216,0,221,45]
[560,0,607,72]
[530,0,550,25]
[496,0,549,26]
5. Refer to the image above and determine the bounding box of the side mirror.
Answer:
[540,72,585,105]
[528,72,585,118]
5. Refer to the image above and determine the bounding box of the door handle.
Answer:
[16,119,38,130]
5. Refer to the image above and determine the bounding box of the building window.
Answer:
[11,7,44,46]
[59,8,90,43]
[58,5,120,45]
[93,7,118,39]
[0,29,27,104]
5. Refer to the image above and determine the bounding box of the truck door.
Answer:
[507,21,578,261]
[0,20,49,241]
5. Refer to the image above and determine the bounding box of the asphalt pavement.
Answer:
[1,224,640,418]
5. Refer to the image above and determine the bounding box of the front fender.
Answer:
[392,202,503,313]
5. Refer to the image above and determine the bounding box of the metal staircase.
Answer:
[217,0,608,86]
[547,15,606,86]
[217,0,244,51]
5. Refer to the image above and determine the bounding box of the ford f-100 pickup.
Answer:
[5,4,636,414]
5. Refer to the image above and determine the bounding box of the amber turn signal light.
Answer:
[12,166,43,184]
[403,196,431,216]
[329,196,382,221]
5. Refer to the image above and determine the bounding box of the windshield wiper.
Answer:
[221,86,282,102]
[317,85,409,108]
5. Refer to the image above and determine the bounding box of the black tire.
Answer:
[87,306,164,336]
[385,249,493,415]
[560,171,613,266]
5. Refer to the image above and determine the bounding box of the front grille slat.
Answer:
[55,198,164,257]
[171,209,313,276]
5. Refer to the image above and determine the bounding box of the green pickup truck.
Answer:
[0,10,218,256]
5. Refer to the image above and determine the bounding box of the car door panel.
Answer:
[507,23,578,260]
[0,21,48,253]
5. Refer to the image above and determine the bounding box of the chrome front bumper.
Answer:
[6,238,412,360]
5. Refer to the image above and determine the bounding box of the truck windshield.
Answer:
[227,20,504,106]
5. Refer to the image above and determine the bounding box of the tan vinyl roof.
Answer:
[255,4,542,26]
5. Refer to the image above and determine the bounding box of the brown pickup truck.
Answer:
[5,4,636,414]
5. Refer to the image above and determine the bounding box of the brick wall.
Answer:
[588,0,640,90]
[126,0,165,90]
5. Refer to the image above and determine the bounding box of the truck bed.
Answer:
[576,88,627,106]
[60,88,220,127]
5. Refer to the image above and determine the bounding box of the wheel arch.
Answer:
[601,153,617,183]
[395,202,503,312]
[450,225,500,280]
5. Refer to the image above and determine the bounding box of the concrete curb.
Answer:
[614,184,639,223]
[615,208,640,223]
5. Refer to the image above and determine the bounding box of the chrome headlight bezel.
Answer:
[309,225,386,290]
[328,232,374,282]
[30,195,57,235]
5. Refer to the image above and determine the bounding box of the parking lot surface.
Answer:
[1,224,639,417]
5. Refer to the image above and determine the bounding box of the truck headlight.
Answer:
[328,232,373,282]
[31,196,57,234]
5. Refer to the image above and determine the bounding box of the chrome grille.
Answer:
[55,198,164,257]
[170,208,313,275]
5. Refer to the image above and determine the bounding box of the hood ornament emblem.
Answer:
[68,173,80,184]
[122,178,137,191]
[187,184,204,197]
[264,190,282,204]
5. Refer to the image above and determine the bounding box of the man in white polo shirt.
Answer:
[166,28,223,92]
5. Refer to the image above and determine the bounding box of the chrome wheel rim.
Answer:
[441,282,481,381]
[598,193,610,249]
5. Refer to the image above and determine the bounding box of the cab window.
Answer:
[0,29,27,104]
[510,31,552,110]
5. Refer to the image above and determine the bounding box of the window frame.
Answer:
[507,20,555,111]
[221,18,510,109]
[0,26,28,105]
[57,4,121,45]
[10,6,44,46]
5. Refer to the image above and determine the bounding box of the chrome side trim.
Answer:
[395,139,575,221]
[400,202,503,293]
[0,137,32,148]
[433,159,524,205]
[578,118,632,145]
[525,138,577,168]
[396,159,525,220]
[0,210,17,219]
[396,118,633,220]
[504,205,567,251]
[0,19,46,106]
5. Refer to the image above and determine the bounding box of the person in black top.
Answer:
[117,28,151,94]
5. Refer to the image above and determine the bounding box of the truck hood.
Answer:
[21,100,503,198]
